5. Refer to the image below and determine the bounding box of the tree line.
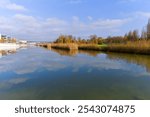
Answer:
[54,34,103,44]
[54,19,150,44]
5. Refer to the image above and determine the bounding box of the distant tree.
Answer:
[97,37,103,44]
[147,18,150,39]
[141,28,147,40]
[126,30,139,41]
[55,35,65,43]
[106,36,125,44]
[77,37,82,44]
[81,39,86,44]
[72,37,77,43]
[89,35,98,44]
[124,33,128,39]
[127,31,133,41]
[132,30,139,40]
[66,35,73,43]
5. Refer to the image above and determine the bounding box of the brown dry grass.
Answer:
[78,44,101,51]
[42,40,150,55]
[107,40,150,54]
[51,43,78,50]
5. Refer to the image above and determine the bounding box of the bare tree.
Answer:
[147,18,150,39]
[141,27,147,40]
[132,30,139,40]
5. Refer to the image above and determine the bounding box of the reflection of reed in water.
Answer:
[107,52,150,72]
[0,49,17,57]
[51,48,102,57]
[46,44,51,50]
[78,50,101,57]
[51,48,78,56]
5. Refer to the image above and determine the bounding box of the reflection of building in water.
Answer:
[107,52,150,73]
[0,49,17,58]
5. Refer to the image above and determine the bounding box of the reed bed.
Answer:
[51,43,102,51]
[40,40,150,55]
[51,43,78,50]
[78,44,102,51]
[107,40,150,54]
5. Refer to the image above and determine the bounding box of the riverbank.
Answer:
[39,40,150,55]
[0,43,20,50]
[38,43,101,51]
[0,43,29,50]
[105,40,150,55]
[51,43,78,50]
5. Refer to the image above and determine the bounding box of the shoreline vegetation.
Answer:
[39,40,150,55]
[38,19,150,55]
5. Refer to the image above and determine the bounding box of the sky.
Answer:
[0,0,150,41]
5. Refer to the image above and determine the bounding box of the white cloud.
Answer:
[8,78,28,85]
[0,16,13,29]
[91,19,129,29]
[0,14,130,41]
[72,16,79,21]
[87,16,93,21]
[70,17,130,37]
[0,0,27,11]
[0,78,28,89]
[45,18,67,26]
[0,14,68,40]
[136,12,150,18]
[14,14,37,23]
[6,3,27,11]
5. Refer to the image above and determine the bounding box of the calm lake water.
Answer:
[0,47,150,100]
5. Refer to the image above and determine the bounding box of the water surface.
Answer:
[0,47,150,100]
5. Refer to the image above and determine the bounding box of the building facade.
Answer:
[0,34,16,43]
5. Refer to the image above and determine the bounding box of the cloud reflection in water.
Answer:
[0,77,28,89]
[0,47,149,78]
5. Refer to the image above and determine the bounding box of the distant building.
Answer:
[0,34,17,43]
[2,35,7,39]
[0,34,7,43]
[18,40,27,44]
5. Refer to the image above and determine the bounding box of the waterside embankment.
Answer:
[38,40,150,55]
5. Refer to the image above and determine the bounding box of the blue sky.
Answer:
[0,0,150,41]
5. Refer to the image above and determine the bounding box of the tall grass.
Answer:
[107,40,150,54]
[40,40,150,55]
[51,43,78,50]
[78,44,101,51]
[51,43,103,51]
